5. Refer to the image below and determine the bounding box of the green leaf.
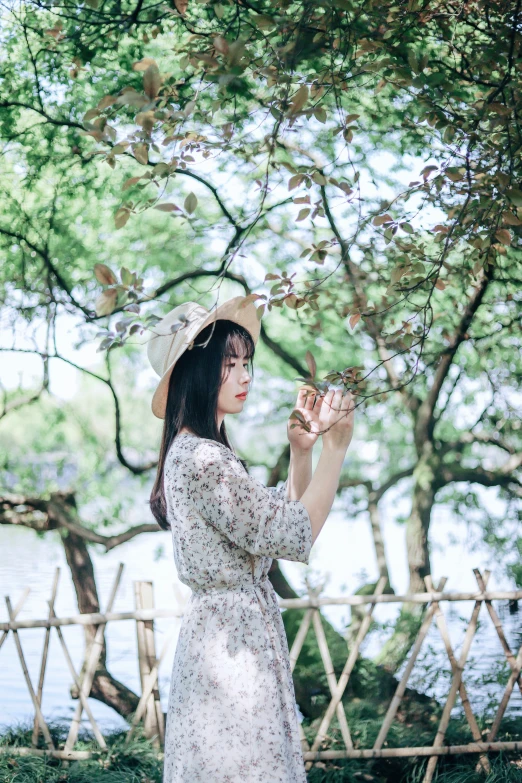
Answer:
[506,188,522,207]
[184,192,198,214]
[312,171,327,186]
[143,64,161,100]
[252,13,276,29]
[296,208,310,221]
[120,266,135,286]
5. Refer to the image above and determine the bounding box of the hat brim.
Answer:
[151,296,261,419]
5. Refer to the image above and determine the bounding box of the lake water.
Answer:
[1,496,521,734]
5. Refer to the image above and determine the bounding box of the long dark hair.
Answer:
[149,318,256,531]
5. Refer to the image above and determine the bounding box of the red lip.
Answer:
[236,393,247,398]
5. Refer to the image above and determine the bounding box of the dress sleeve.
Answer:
[266,479,288,501]
[186,441,312,564]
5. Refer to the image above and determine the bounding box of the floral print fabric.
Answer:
[163,433,313,782]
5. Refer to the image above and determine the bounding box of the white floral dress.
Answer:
[162,433,313,783]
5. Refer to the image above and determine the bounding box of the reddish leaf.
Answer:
[154,203,179,212]
[132,143,148,165]
[95,289,117,316]
[114,208,131,229]
[132,58,158,72]
[122,176,142,191]
[502,212,522,226]
[94,263,117,285]
[175,0,188,14]
[373,213,393,226]
[495,229,511,246]
[288,84,309,115]
[143,63,161,100]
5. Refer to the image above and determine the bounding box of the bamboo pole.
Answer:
[301,739,522,760]
[474,569,522,697]
[2,740,521,762]
[125,632,173,744]
[4,596,55,750]
[2,588,521,633]
[0,587,30,651]
[312,608,353,750]
[1,606,184,631]
[32,569,60,747]
[485,638,522,745]
[134,581,162,744]
[2,589,522,632]
[288,608,314,672]
[373,577,448,753]
[306,576,388,769]
[474,568,522,759]
[424,575,490,774]
[288,606,314,755]
[0,747,94,760]
[422,571,490,783]
[64,563,124,753]
[47,603,107,750]
[277,589,522,608]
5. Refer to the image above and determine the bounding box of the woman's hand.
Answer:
[319,388,355,452]
[287,386,324,452]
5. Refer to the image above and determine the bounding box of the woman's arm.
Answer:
[286,445,313,501]
[299,443,346,545]
[298,389,355,546]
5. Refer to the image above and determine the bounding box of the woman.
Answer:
[147,295,354,783]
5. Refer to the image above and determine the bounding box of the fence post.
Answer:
[134,581,164,745]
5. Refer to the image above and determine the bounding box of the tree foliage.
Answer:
[0,0,521,707]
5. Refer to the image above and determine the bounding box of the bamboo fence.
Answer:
[1,565,521,782]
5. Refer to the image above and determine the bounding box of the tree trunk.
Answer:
[368,495,391,584]
[61,526,104,658]
[268,559,299,598]
[373,456,436,673]
[59,507,140,717]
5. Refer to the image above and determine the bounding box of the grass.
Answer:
[0,723,162,783]
[0,721,521,783]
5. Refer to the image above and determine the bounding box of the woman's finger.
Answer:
[303,387,316,410]
[323,388,335,411]
[297,385,314,408]
[312,392,324,412]
[332,388,343,412]
[341,390,354,409]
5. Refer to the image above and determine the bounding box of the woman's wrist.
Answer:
[290,443,312,457]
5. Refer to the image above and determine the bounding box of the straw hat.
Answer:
[147,295,261,419]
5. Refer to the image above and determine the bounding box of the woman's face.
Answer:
[218,351,252,419]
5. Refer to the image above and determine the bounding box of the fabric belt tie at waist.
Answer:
[191,578,270,596]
